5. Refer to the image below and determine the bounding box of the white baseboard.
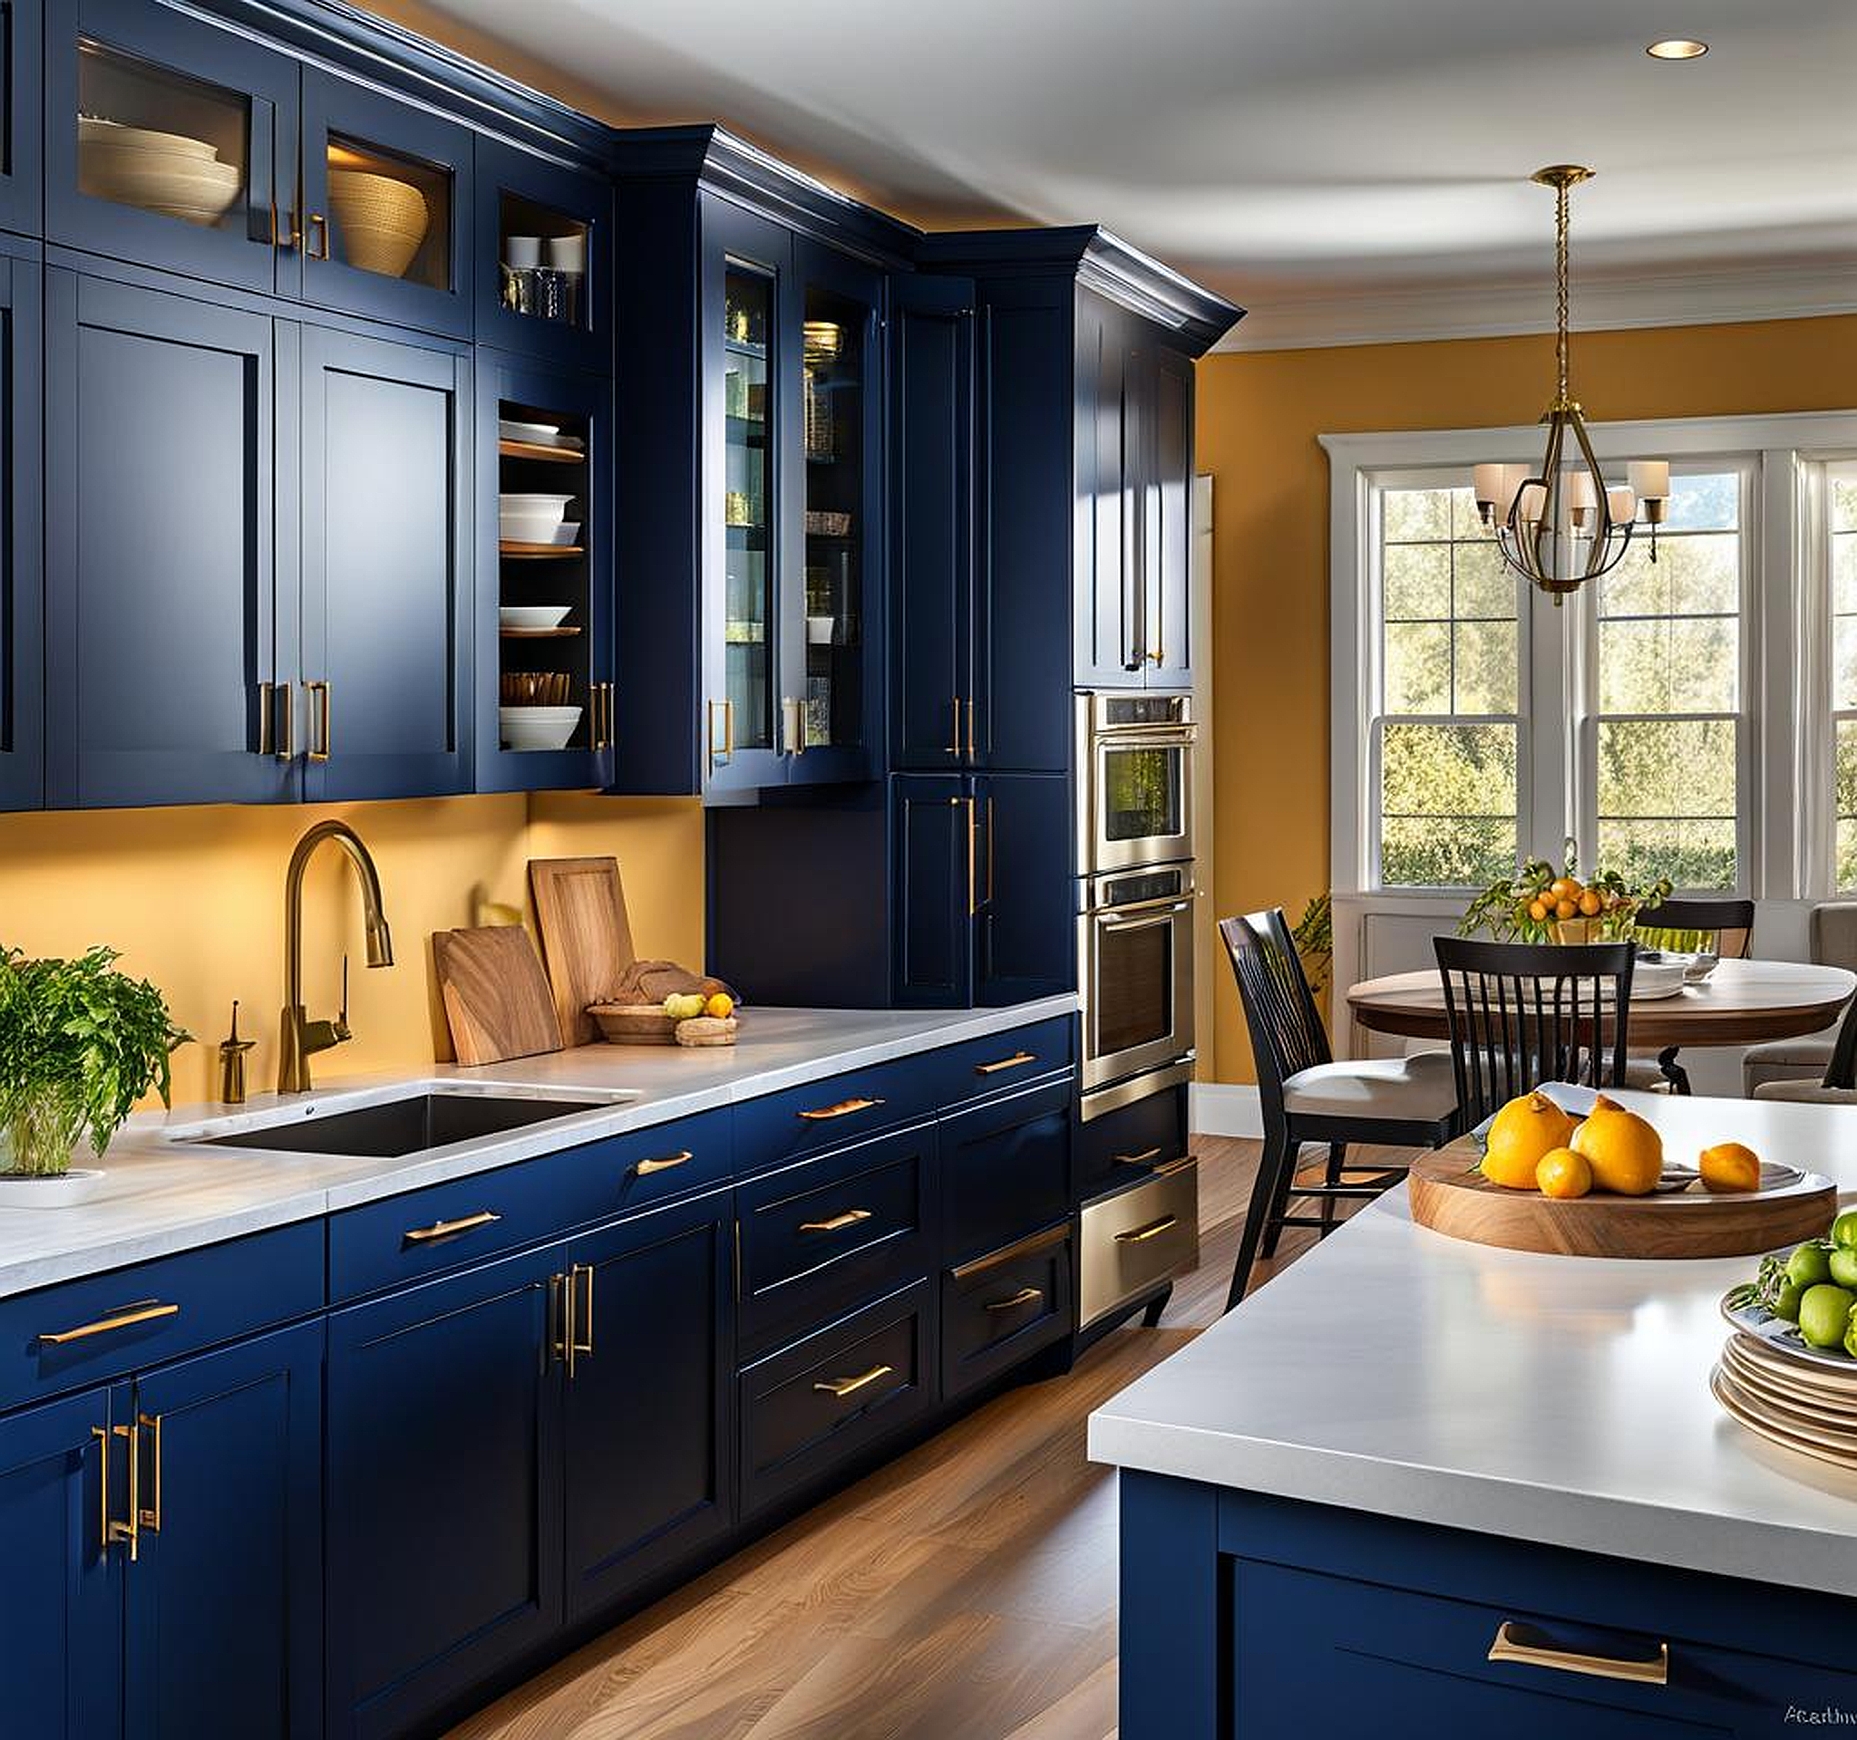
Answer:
[1190,1082,1262,1139]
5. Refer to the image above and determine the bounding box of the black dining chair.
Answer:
[1631,897,1756,1094]
[1431,935,1635,1127]
[1221,910,1460,1311]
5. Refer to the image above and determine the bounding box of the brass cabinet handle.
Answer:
[1488,1622,1669,1687]
[41,1300,180,1346]
[796,1096,884,1122]
[138,1412,162,1533]
[1116,1147,1164,1167]
[985,795,995,904]
[975,1050,1035,1076]
[963,795,978,917]
[964,697,976,760]
[571,1262,595,1368]
[634,1150,693,1177]
[115,1421,140,1560]
[261,680,293,761]
[782,696,806,756]
[984,1286,1043,1314]
[269,201,300,251]
[947,696,962,758]
[813,1363,893,1400]
[707,698,736,768]
[306,211,329,260]
[306,680,331,762]
[799,1208,873,1235]
[402,1209,502,1245]
[1115,1215,1180,1245]
[550,1271,571,1369]
[591,682,614,751]
[90,1425,113,1554]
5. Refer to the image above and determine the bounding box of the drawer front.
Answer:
[1231,1555,1857,1740]
[941,1075,1074,1266]
[733,1052,939,1179]
[1075,1077,1188,1199]
[739,1281,933,1517]
[737,1121,935,1357]
[560,1110,734,1226]
[942,1224,1071,1399]
[0,1222,324,1413]
[928,1016,1076,1111]
[1078,1161,1198,1328]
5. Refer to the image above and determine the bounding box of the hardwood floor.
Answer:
[447,1137,1397,1740]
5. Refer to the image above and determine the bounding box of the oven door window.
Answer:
[1101,745,1183,843]
[1096,915,1175,1056]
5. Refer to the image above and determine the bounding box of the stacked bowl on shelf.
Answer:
[78,117,241,226]
[500,493,580,547]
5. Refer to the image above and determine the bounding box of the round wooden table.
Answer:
[1347,958,1856,1049]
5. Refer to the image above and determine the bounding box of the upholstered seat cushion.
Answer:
[1742,1036,1835,1097]
[1283,1050,1459,1124]
[1752,1080,1857,1105]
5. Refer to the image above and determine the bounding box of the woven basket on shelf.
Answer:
[328,169,429,278]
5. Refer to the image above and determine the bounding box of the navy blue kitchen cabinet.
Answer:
[296,68,474,339]
[0,1385,121,1740]
[892,773,971,1007]
[474,135,612,375]
[1147,344,1195,687]
[0,0,43,239]
[299,325,471,801]
[124,1319,324,1740]
[476,350,613,792]
[44,270,297,808]
[325,1241,563,1740]
[46,0,298,296]
[0,247,42,811]
[561,1186,734,1620]
[939,1072,1072,1266]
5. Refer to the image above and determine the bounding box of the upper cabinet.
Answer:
[0,248,41,812]
[0,0,43,238]
[611,130,897,804]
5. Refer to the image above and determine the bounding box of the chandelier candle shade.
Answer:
[1472,167,1670,602]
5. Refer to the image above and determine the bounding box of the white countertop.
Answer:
[0,998,1076,1300]
[1089,1085,1857,1594]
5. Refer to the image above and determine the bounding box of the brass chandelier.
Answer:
[1472,166,1669,602]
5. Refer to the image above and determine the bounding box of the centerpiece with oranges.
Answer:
[1480,1089,1760,1201]
[1459,847,1671,947]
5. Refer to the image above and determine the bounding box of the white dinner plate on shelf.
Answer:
[499,605,572,631]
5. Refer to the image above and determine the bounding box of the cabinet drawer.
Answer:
[941,1075,1074,1266]
[0,1222,324,1412]
[733,1053,939,1178]
[1078,1161,1198,1328]
[928,1016,1075,1110]
[739,1281,933,1517]
[1075,1077,1188,1199]
[737,1121,934,1358]
[563,1110,734,1225]
[1231,1555,1857,1740]
[942,1224,1071,1399]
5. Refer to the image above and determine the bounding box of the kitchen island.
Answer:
[1090,1085,1857,1738]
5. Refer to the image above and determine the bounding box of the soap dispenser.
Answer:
[218,1000,256,1105]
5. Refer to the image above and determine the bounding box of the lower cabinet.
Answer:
[940,1073,1073,1267]
[942,1223,1071,1400]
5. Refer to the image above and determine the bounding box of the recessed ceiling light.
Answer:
[1646,38,1709,60]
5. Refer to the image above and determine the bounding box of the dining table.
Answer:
[1346,956,1856,1051]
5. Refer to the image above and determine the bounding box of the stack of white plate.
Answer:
[79,117,241,227]
[1715,1290,1857,1472]
[500,492,579,545]
[498,706,581,751]
[498,418,584,453]
[1630,958,1690,1000]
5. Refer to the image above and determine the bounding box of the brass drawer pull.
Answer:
[975,1050,1035,1076]
[41,1300,180,1346]
[96,1420,140,1559]
[1116,1147,1163,1167]
[800,1208,873,1235]
[571,1262,595,1368]
[306,680,332,763]
[306,211,329,260]
[796,1096,885,1122]
[634,1150,693,1177]
[813,1363,893,1400]
[403,1210,502,1245]
[1115,1215,1180,1245]
[984,1286,1044,1314]
[947,696,962,758]
[138,1412,163,1533]
[1488,1621,1669,1687]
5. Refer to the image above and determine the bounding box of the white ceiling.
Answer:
[418,0,1857,345]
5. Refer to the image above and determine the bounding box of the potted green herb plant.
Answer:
[0,945,189,1207]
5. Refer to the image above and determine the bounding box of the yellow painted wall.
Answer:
[1199,312,1857,1083]
[0,794,704,1107]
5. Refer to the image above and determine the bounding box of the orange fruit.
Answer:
[704,991,735,1020]
[1528,899,1549,922]
[1554,898,1578,920]
[1577,889,1603,917]
[1570,1095,1664,1195]
[1537,1147,1593,1199]
[1699,1141,1760,1194]
[1482,1091,1578,1189]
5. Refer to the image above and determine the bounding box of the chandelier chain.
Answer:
[1554,178,1571,407]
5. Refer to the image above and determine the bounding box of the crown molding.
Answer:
[1215,261,1857,354]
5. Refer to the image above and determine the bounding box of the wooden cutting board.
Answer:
[432,926,563,1066]
[529,856,637,1046]
[1408,1142,1835,1259]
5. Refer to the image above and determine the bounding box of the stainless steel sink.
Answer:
[168,1084,636,1159]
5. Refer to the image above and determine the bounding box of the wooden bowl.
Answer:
[328,169,429,278]
[587,1002,677,1044]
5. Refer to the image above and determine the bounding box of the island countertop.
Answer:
[1088,1085,1857,1597]
[0,997,1076,1300]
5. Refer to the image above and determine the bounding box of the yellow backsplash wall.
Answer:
[0,794,705,1106]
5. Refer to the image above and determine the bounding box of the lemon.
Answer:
[704,991,735,1020]
[1569,1095,1663,1195]
[1481,1092,1577,1190]
[1699,1141,1760,1194]
[1536,1147,1592,1200]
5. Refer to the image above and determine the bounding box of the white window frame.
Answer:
[1810,457,1857,889]
[1326,409,1857,908]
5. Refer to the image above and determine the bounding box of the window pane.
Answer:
[1452,537,1514,621]
[1385,621,1450,715]
[1381,722,1517,886]
[1834,529,1857,617]
[1381,816,1517,889]
[1384,542,1450,620]
[1600,533,1738,619]
[1597,717,1736,818]
[1838,719,1857,893]
[1383,488,1451,543]
[1453,620,1517,714]
[1598,819,1736,892]
[1661,471,1740,532]
[1597,617,1738,714]
[1837,619,1857,713]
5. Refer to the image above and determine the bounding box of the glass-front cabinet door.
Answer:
[787,242,880,786]
[0,0,43,238]
[298,69,473,338]
[46,0,297,294]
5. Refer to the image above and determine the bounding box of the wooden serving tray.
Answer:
[1407,1142,1835,1259]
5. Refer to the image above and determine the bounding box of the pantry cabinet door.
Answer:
[0,0,42,239]
[0,251,41,810]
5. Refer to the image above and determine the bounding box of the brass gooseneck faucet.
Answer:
[278,820,395,1093]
